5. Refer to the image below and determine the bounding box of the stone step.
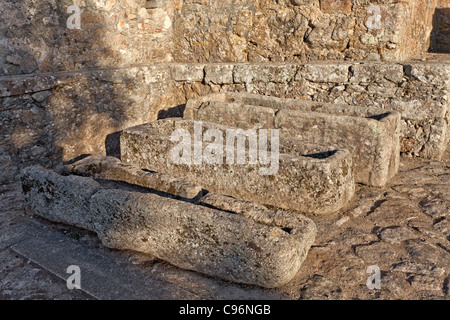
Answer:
[20,165,317,288]
[184,92,401,187]
[120,119,355,215]
[10,220,198,300]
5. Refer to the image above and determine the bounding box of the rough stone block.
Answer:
[233,64,298,84]
[276,110,400,187]
[31,91,51,102]
[184,93,401,187]
[20,166,101,231]
[20,166,317,288]
[120,119,355,214]
[195,101,276,130]
[169,64,205,83]
[404,63,450,87]
[204,65,234,84]
[141,65,171,84]
[419,118,449,160]
[390,100,447,122]
[350,63,405,84]
[297,63,351,83]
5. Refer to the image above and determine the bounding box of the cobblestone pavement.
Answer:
[0,149,449,300]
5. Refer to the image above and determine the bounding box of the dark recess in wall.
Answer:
[430,8,450,53]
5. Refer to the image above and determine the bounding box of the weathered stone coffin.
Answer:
[184,92,401,187]
[120,119,355,215]
[20,164,317,288]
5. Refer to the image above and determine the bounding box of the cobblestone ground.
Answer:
[0,149,449,300]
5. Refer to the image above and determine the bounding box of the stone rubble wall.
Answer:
[0,0,174,77]
[1,62,448,184]
[172,0,439,63]
[0,66,179,183]
[171,62,450,160]
[1,0,446,77]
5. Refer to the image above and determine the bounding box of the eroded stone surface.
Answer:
[20,166,101,231]
[172,0,438,62]
[91,188,315,288]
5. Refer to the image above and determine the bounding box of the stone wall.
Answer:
[0,66,177,184]
[172,0,439,63]
[169,62,449,161]
[1,62,448,184]
[2,0,441,71]
[0,0,448,185]
[0,0,173,77]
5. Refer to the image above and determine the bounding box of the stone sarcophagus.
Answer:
[120,118,355,215]
[20,164,317,288]
[184,92,401,187]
